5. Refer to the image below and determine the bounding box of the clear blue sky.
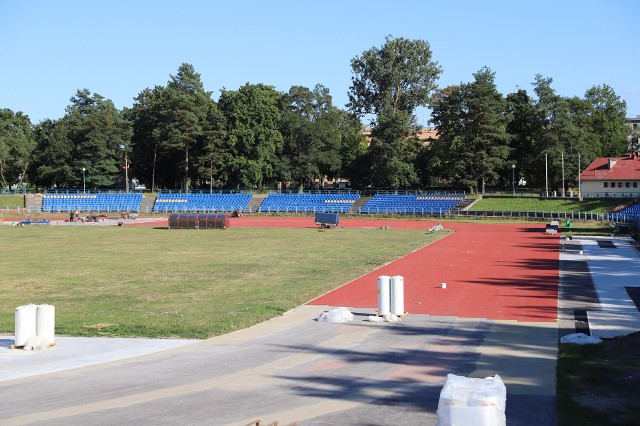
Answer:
[1,0,638,125]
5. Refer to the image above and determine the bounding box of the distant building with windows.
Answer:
[362,127,438,145]
[579,154,640,197]
[627,115,640,131]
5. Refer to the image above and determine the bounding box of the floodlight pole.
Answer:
[561,152,565,197]
[82,167,86,194]
[511,164,516,196]
[545,154,548,197]
[578,153,581,200]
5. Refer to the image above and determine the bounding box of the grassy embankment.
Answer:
[469,197,627,213]
[0,194,25,209]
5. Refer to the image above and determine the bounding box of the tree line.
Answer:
[0,36,633,194]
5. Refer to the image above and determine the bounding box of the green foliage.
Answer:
[584,84,629,157]
[129,65,225,191]
[218,83,284,189]
[369,111,420,188]
[348,35,442,117]
[348,36,442,189]
[0,226,436,338]
[30,90,131,189]
[0,109,35,190]
[280,85,344,187]
[430,67,510,193]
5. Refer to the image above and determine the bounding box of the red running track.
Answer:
[230,216,559,321]
[307,220,559,322]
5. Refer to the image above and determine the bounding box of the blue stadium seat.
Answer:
[152,193,252,213]
[258,192,359,213]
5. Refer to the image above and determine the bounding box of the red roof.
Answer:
[580,155,640,181]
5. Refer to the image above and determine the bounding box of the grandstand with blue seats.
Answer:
[152,192,251,213]
[258,192,360,213]
[610,202,640,221]
[42,191,143,212]
[359,193,465,215]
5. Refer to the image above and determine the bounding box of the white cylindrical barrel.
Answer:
[37,304,55,345]
[15,304,38,347]
[378,275,391,316]
[390,275,405,316]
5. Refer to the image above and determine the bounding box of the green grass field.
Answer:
[0,225,446,338]
[470,197,627,213]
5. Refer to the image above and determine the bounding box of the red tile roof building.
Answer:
[579,154,640,197]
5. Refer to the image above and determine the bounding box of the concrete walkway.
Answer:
[0,305,556,425]
[559,235,640,339]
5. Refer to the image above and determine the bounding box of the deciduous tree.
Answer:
[0,109,35,190]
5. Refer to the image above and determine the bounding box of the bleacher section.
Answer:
[152,193,251,213]
[42,192,143,212]
[359,194,465,215]
[610,203,640,221]
[258,193,360,213]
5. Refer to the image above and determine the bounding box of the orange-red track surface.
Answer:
[308,219,559,322]
[231,216,559,322]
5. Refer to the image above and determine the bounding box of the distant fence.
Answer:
[451,209,630,223]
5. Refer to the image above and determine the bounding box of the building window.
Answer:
[604,182,609,188]
[618,182,623,188]
[634,182,638,188]
[626,182,631,188]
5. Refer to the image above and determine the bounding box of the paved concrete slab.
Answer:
[0,305,557,426]
[563,236,640,338]
[0,336,200,382]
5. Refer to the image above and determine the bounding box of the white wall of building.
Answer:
[581,180,640,197]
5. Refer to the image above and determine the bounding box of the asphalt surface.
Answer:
[0,305,556,426]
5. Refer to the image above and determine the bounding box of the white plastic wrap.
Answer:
[390,275,404,316]
[37,304,56,344]
[15,304,38,347]
[378,275,391,316]
[436,373,507,426]
[317,307,354,323]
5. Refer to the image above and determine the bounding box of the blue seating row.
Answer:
[360,194,464,214]
[152,193,251,213]
[610,203,640,220]
[259,193,359,213]
[42,192,143,212]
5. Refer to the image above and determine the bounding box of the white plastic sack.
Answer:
[560,333,602,345]
[317,307,354,323]
[367,313,402,323]
[23,335,50,351]
[436,373,506,426]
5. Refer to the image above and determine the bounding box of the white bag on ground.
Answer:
[436,373,506,426]
[317,307,354,323]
